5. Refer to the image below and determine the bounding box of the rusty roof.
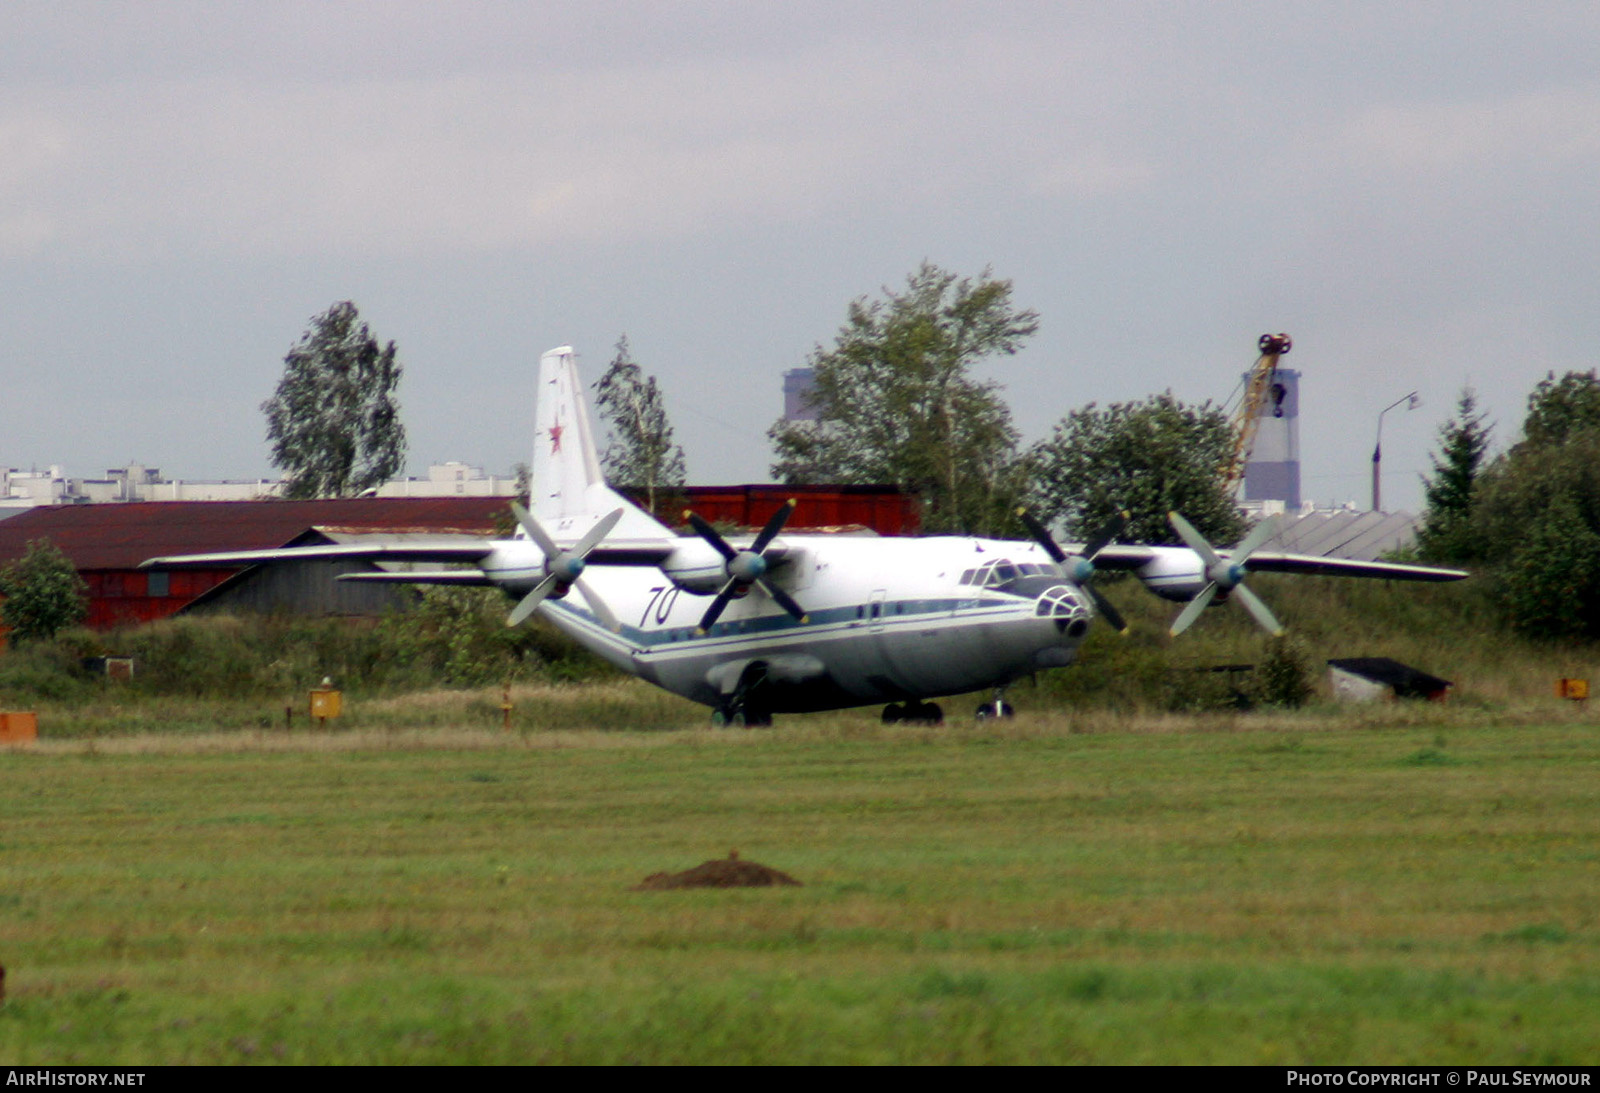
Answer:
[0,498,508,570]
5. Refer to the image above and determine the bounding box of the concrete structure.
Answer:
[1,462,523,518]
[374,462,519,498]
[1242,366,1301,508]
[783,368,818,422]
[1328,657,1451,702]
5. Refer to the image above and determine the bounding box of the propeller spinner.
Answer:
[1166,511,1284,637]
[506,503,622,631]
[686,500,808,633]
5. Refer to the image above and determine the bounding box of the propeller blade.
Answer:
[697,581,740,633]
[1016,509,1068,565]
[1231,515,1280,563]
[1080,510,1129,560]
[511,501,559,558]
[686,512,739,561]
[574,576,621,632]
[759,580,809,623]
[750,500,795,555]
[1169,582,1219,637]
[1168,511,1221,570]
[1084,583,1128,635]
[571,509,623,558]
[1232,583,1285,637]
[507,575,559,628]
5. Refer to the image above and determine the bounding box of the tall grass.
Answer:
[1,719,1596,1063]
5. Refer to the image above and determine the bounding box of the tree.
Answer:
[1029,392,1246,546]
[262,301,406,499]
[1468,370,1600,637]
[768,262,1039,534]
[0,538,88,644]
[592,335,686,516]
[1416,388,1492,564]
[1521,369,1600,448]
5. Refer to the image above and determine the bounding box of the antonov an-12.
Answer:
[145,347,1466,725]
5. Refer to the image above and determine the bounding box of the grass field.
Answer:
[1,701,1597,1064]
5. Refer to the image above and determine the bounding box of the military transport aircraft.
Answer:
[143,347,1467,725]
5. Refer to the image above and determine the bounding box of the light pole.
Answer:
[1371,391,1420,512]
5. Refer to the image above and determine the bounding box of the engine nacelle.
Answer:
[658,541,729,594]
[1133,546,1210,603]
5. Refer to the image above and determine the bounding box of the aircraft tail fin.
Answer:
[531,346,676,542]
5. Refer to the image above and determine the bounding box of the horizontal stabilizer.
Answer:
[141,542,495,569]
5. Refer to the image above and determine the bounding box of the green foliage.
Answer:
[1499,493,1600,638]
[592,335,686,517]
[1250,635,1315,708]
[768,262,1039,535]
[380,587,608,687]
[1416,388,1492,564]
[262,301,407,498]
[1029,392,1246,545]
[0,604,612,705]
[0,538,88,644]
[1521,369,1600,448]
[1467,371,1600,638]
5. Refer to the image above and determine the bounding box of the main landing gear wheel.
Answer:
[882,701,943,725]
[712,704,772,728]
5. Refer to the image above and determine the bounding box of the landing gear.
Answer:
[882,701,943,725]
[974,688,1015,721]
[713,699,772,728]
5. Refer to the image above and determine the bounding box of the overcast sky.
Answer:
[4,1,1597,513]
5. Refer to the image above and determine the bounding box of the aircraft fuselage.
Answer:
[482,535,1092,713]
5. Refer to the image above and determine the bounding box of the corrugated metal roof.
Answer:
[1260,511,1421,562]
[0,498,508,570]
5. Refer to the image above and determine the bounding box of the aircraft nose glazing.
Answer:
[1035,584,1091,638]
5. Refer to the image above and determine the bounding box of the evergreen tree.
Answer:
[1416,388,1492,564]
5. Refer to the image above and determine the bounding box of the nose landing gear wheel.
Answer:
[975,700,1016,721]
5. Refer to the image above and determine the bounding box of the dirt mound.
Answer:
[633,851,801,890]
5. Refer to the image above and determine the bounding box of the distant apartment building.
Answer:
[1,461,521,519]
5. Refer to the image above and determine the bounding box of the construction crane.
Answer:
[1220,333,1292,496]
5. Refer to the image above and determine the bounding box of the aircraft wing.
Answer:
[583,539,679,566]
[1079,544,1158,570]
[1240,553,1468,581]
[1065,544,1466,581]
[335,571,497,586]
[140,542,497,569]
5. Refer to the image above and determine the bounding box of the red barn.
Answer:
[0,498,506,632]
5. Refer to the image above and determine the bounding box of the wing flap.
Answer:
[1242,553,1468,581]
[140,543,496,569]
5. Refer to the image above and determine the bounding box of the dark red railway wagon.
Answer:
[638,485,920,536]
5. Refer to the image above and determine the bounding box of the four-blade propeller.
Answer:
[1017,508,1131,634]
[1167,511,1284,637]
[506,503,622,631]
[686,500,809,633]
